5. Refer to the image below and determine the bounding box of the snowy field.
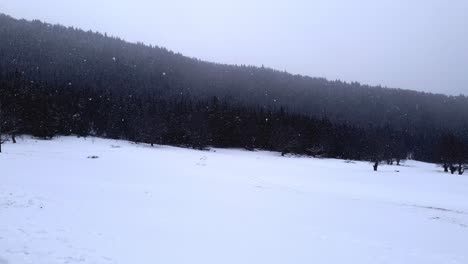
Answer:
[1,136,468,264]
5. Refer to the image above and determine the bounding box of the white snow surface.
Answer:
[1,136,468,264]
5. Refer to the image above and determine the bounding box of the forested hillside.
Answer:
[0,13,467,170]
[1,14,467,131]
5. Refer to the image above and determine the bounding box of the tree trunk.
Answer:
[373,162,379,171]
[450,165,457,174]
[443,163,448,172]
[397,159,401,166]
[12,133,16,144]
[458,163,464,175]
[151,142,154,147]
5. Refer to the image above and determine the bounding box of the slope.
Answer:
[1,137,468,263]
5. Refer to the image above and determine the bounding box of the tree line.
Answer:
[1,72,467,171]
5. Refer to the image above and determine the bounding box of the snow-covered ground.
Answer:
[1,136,468,264]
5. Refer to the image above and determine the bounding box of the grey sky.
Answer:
[2,0,468,95]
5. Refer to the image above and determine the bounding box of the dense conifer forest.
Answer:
[0,13,467,171]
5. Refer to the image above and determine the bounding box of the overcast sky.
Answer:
[2,0,467,95]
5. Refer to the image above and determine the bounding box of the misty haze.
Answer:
[4,0,468,95]
[0,1,467,264]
